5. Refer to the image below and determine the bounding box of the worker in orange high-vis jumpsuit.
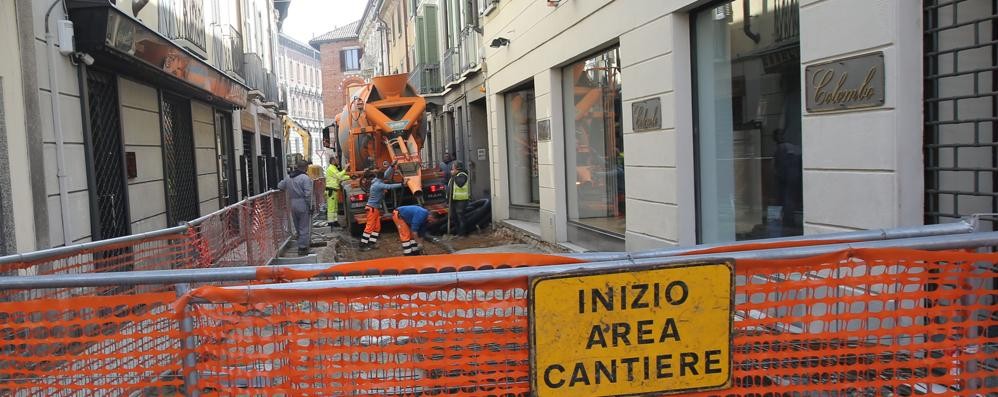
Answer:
[360,164,405,251]
[393,205,431,256]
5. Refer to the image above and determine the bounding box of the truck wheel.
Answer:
[343,202,364,237]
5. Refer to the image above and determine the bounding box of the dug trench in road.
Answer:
[331,224,522,261]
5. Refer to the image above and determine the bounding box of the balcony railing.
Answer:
[209,26,232,74]
[459,26,481,72]
[227,26,245,78]
[244,52,266,91]
[442,46,459,86]
[264,72,280,103]
[159,0,207,58]
[442,26,483,87]
[410,63,442,94]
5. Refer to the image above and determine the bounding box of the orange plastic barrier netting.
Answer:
[187,191,290,269]
[179,248,997,396]
[0,192,290,301]
[255,253,586,281]
[0,292,184,395]
[0,231,197,300]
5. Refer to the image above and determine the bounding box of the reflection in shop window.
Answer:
[506,85,539,206]
[693,0,802,243]
[563,47,625,235]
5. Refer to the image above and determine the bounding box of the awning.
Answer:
[67,1,249,108]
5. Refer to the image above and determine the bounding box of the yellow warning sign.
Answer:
[530,262,733,397]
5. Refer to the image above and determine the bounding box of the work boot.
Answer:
[297,248,309,256]
[359,242,371,251]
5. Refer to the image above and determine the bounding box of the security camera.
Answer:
[73,52,95,66]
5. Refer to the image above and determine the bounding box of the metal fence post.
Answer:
[175,283,199,397]
[243,199,256,267]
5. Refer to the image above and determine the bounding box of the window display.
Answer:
[506,85,540,206]
[563,47,625,235]
[694,0,802,243]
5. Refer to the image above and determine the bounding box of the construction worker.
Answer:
[278,160,313,256]
[439,152,454,182]
[392,205,431,256]
[448,161,471,236]
[360,163,406,251]
[325,157,349,229]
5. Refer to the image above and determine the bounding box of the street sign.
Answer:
[530,262,733,397]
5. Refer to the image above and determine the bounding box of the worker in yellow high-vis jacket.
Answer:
[325,157,349,230]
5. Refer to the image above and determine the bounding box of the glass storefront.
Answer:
[693,0,802,243]
[505,85,540,207]
[563,47,625,235]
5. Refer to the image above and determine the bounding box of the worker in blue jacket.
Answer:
[392,205,432,256]
[360,163,406,251]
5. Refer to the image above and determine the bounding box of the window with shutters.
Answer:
[341,48,361,72]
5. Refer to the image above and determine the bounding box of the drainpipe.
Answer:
[402,0,410,72]
[44,0,74,246]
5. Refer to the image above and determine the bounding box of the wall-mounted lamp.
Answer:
[489,37,510,48]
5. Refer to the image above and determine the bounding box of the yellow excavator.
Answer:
[283,115,324,179]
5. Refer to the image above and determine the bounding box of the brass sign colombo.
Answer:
[538,119,551,142]
[530,262,733,397]
[631,98,662,132]
[805,52,885,112]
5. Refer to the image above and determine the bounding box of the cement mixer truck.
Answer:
[329,74,448,236]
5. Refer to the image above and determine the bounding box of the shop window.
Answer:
[505,84,539,207]
[693,0,802,243]
[563,47,625,235]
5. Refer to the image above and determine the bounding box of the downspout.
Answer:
[402,0,410,72]
[44,0,74,246]
[742,0,760,43]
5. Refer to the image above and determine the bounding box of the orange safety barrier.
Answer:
[174,247,996,396]
[0,191,290,302]
[0,292,183,395]
[255,252,586,281]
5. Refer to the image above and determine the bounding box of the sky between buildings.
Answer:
[282,0,366,44]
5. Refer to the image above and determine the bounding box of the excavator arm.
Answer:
[282,116,312,158]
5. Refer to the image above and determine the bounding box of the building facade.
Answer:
[310,21,363,127]
[484,0,994,251]
[384,0,490,191]
[0,0,286,255]
[278,33,324,164]
[357,0,387,79]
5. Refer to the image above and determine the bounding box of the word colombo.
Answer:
[541,281,724,389]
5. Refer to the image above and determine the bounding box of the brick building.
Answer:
[309,21,363,125]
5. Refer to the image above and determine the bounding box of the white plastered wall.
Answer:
[32,0,91,246]
[799,0,924,233]
[119,77,168,234]
[192,100,220,215]
[0,0,35,252]
[484,0,688,248]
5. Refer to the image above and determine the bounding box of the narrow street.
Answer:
[298,215,553,263]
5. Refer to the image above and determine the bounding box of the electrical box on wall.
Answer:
[57,20,75,55]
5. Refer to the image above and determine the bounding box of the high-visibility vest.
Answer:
[452,172,470,201]
[325,164,346,190]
